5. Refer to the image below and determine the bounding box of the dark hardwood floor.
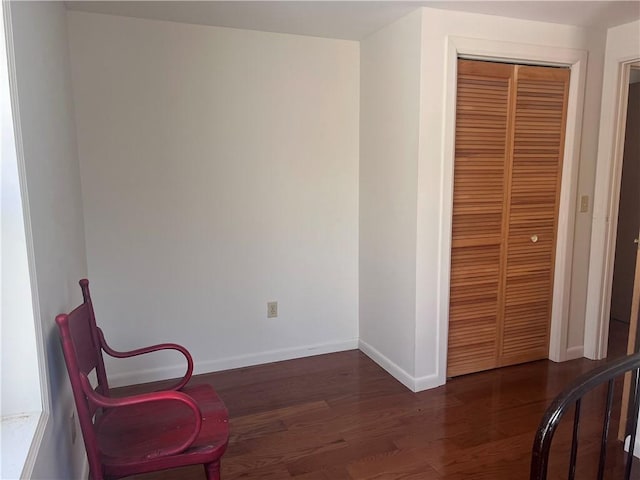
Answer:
[122,322,639,479]
[608,317,632,360]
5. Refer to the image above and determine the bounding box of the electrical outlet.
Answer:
[267,301,278,318]
[70,411,77,445]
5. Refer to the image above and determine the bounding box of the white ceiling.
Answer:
[65,1,640,41]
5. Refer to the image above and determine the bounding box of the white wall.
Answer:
[67,12,360,385]
[3,2,631,475]
[359,9,422,389]
[566,27,607,353]
[416,8,606,386]
[359,7,607,391]
[358,7,607,391]
[8,1,88,478]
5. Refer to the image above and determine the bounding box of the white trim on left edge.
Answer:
[436,36,588,384]
[3,2,51,477]
[80,452,90,480]
[108,339,359,387]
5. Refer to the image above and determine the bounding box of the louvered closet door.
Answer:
[447,60,515,377]
[448,60,569,377]
[499,65,570,366]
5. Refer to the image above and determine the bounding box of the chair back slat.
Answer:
[597,379,615,479]
[531,352,640,480]
[66,304,100,376]
[568,399,581,480]
[56,306,106,479]
[79,279,110,395]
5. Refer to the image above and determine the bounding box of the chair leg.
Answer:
[204,461,221,480]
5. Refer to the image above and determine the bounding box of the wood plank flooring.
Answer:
[121,323,639,479]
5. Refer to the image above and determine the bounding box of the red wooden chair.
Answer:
[56,279,229,480]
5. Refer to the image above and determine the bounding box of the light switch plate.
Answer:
[580,195,589,213]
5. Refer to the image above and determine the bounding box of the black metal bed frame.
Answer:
[531,352,640,480]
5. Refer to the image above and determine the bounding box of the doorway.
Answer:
[598,63,640,441]
[607,65,640,361]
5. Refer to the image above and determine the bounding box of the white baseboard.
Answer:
[19,411,48,479]
[358,339,417,392]
[550,345,585,363]
[623,434,640,459]
[565,345,584,361]
[108,338,359,387]
[108,338,581,391]
[414,372,444,392]
[80,456,89,480]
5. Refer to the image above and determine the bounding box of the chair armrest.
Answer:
[80,374,202,458]
[97,327,193,391]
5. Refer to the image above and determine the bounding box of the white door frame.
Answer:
[584,58,640,359]
[439,36,588,375]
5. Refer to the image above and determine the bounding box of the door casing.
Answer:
[438,36,588,382]
[585,60,640,360]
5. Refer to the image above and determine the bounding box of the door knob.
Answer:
[635,238,639,244]
[530,235,539,243]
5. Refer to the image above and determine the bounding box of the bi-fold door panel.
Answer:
[500,65,570,366]
[447,60,513,377]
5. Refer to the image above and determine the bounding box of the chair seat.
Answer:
[97,384,229,478]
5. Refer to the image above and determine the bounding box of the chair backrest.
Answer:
[56,284,110,478]
[530,352,640,480]
[78,279,111,396]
